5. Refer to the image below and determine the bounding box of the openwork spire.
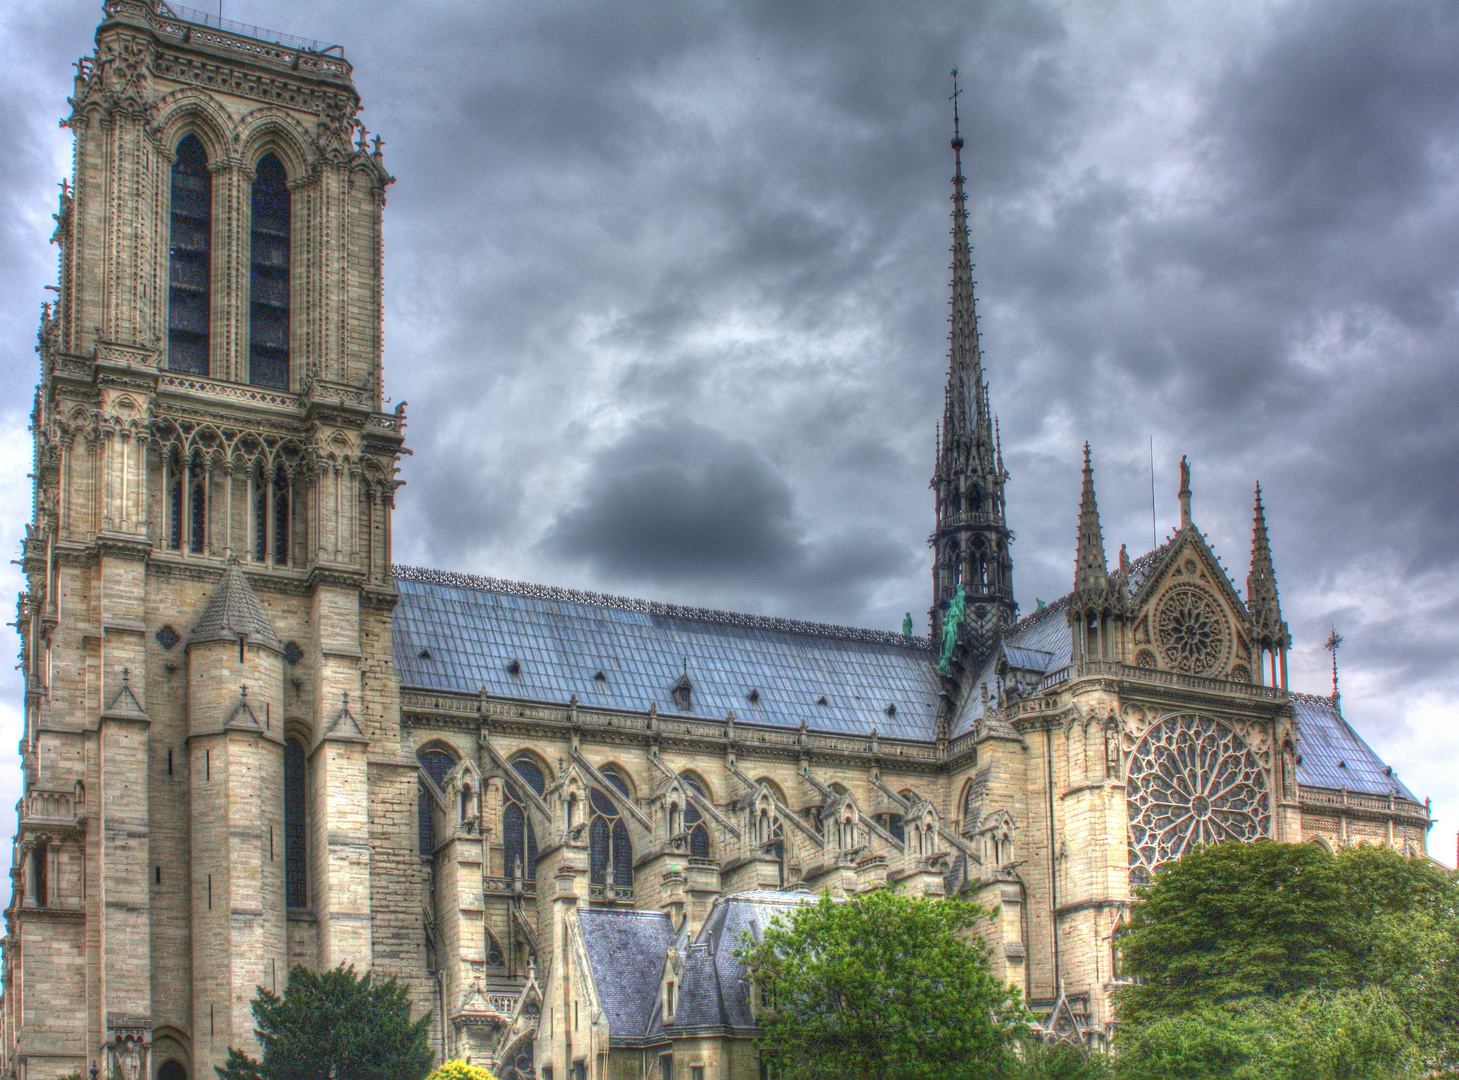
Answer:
[930,70,1015,661]
[1074,444,1109,594]
[1247,484,1289,647]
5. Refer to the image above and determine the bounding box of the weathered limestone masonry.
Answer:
[0,3,403,1077]
[0,7,1433,1080]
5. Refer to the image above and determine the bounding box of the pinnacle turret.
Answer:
[1247,484,1288,647]
[930,71,1016,660]
[1073,443,1109,594]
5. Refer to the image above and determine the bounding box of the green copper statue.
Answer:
[937,584,966,675]
[902,612,914,638]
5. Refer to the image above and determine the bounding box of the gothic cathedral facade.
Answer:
[1,6,1431,1080]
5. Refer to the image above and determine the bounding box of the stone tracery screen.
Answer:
[1126,714,1269,884]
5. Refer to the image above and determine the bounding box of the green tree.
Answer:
[1114,840,1459,1067]
[1116,987,1417,1080]
[735,890,1025,1080]
[216,964,433,1080]
[1012,1040,1112,1080]
[1114,840,1353,1024]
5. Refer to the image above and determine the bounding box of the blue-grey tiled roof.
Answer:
[950,598,1071,737]
[392,572,941,740]
[578,908,675,1039]
[1292,693,1418,802]
[692,891,810,1031]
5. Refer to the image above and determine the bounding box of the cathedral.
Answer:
[0,4,1432,1080]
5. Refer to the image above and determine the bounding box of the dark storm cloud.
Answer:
[1,0,1457,848]
[539,418,914,617]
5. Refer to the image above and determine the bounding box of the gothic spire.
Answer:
[930,70,1016,660]
[1074,444,1109,594]
[1247,483,1288,646]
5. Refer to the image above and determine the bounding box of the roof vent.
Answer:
[885,703,897,717]
[1337,760,1347,769]
[816,696,828,706]
[418,648,432,661]
[507,659,521,676]
[1384,766,1392,776]
[594,670,607,682]
[746,688,760,703]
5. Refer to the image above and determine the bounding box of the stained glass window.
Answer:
[1126,714,1269,884]
[589,766,634,888]
[418,746,456,856]
[504,755,545,883]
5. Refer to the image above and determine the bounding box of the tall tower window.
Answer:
[168,135,211,375]
[167,453,183,550]
[284,738,307,907]
[189,461,206,554]
[249,154,290,390]
[273,467,290,565]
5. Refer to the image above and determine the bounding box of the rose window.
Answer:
[1126,715,1269,884]
[1155,586,1228,675]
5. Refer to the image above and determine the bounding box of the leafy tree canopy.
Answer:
[735,889,1026,1080]
[1116,987,1417,1080]
[216,964,434,1080]
[1115,841,1459,1063]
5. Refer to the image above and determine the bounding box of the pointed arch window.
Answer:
[189,460,207,554]
[252,463,290,565]
[679,772,711,859]
[284,738,308,907]
[590,767,634,888]
[167,449,184,550]
[249,154,290,390]
[503,756,545,885]
[169,135,211,375]
[418,746,457,856]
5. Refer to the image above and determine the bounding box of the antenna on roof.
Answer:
[1324,626,1344,704]
[1149,434,1157,549]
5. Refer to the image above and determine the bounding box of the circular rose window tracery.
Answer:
[1126,714,1269,884]
[1156,585,1228,675]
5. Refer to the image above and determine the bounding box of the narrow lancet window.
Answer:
[273,466,290,565]
[169,135,211,374]
[249,154,290,390]
[284,738,307,907]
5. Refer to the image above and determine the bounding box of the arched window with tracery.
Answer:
[503,755,546,884]
[169,134,211,375]
[249,154,290,389]
[418,745,456,857]
[680,772,711,859]
[189,458,206,554]
[589,766,634,888]
[284,738,307,907]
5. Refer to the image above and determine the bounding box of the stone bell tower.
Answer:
[2,3,405,1078]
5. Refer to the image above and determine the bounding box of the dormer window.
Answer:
[671,674,692,712]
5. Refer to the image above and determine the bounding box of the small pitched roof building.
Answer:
[0,6,1432,1080]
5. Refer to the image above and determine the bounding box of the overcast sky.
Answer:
[0,0,1455,863]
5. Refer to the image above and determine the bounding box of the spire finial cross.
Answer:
[1324,626,1344,700]
[950,68,963,141]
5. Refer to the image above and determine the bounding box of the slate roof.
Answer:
[577,908,675,1040]
[682,891,809,1033]
[391,564,1416,806]
[392,569,941,741]
[190,559,283,651]
[1292,692,1418,802]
